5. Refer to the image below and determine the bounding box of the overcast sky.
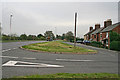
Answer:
[1,2,118,38]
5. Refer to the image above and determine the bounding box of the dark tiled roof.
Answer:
[91,27,104,35]
[101,22,120,32]
[84,29,95,36]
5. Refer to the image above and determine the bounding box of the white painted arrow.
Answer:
[2,61,64,68]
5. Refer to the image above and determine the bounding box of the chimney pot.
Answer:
[95,24,100,29]
[89,26,93,31]
[104,19,112,28]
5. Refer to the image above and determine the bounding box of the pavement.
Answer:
[2,41,119,78]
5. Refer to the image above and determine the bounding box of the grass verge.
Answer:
[22,41,96,54]
[2,73,119,79]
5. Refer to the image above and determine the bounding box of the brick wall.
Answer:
[112,25,120,34]
[102,32,106,40]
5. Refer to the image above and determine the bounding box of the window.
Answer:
[94,35,96,38]
[100,33,102,38]
[106,32,108,38]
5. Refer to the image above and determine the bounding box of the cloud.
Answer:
[2,2,118,38]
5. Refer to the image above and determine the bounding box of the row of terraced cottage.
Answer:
[84,19,120,48]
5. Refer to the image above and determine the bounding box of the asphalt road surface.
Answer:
[2,41,118,78]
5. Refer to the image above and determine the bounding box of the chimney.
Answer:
[104,21,107,28]
[89,26,93,31]
[104,19,112,28]
[95,24,100,30]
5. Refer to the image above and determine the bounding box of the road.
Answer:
[2,41,118,78]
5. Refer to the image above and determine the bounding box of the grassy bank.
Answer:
[2,73,119,79]
[22,41,96,54]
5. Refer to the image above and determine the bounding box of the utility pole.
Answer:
[74,12,77,47]
[10,14,13,40]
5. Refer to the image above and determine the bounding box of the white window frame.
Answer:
[106,32,108,38]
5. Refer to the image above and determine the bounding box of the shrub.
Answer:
[110,41,120,51]
[90,41,102,47]
[110,31,120,42]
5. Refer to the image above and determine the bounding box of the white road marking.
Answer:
[2,61,64,68]
[0,56,18,59]
[0,56,37,60]
[2,48,17,52]
[13,48,17,49]
[56,59,94,62]
[23,57,36,60]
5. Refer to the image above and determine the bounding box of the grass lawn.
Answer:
[2,73,119,79]
[22,41,96,54]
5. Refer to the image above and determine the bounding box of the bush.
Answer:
[90,41,102,47]
[110,31,120,42]
[110,41,120,51]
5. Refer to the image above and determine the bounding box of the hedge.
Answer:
[110,41,120,51]
[90,41,102,47]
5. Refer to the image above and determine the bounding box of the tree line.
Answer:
[2,31,83,42]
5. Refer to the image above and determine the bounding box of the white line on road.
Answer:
[56,59,94,62]
[2,48,17,52]
[0,56,18,59]
[2,61,64,68]
[23,57,36,60]
[0,56,37,60]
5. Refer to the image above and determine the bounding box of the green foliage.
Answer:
[2,33,45,41]
[91,41,102,47]
[39,36,45,40]
[56,35,62,39]
[110,41,120,51]
[61,33,65,40]
[65,31,74,42]
[20,34,27,40]
[109,31,120,51]
[110,31,120,42]
[44,31,55,40]
[37,34,44,38]
[76,37,84,41]
[2,34,10,40]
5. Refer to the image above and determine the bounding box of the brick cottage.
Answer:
[84,19,120,48]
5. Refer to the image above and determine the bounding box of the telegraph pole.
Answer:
[74,12,77,47]
[10,14,13,40]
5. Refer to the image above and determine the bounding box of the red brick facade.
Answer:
[84,19,120,48]
[112,25,120,34]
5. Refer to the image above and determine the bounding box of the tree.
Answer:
[61,33,65,40]
[10,34,18,40]
[76,37,84,41]
[27,35,37,40]
[2,34,10,40]
[65,31,74,42]
[44,31,55,40]
[27,35,33,40]
[37,34,44,38]
[56,35,62,39]
[20,34,27,40]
